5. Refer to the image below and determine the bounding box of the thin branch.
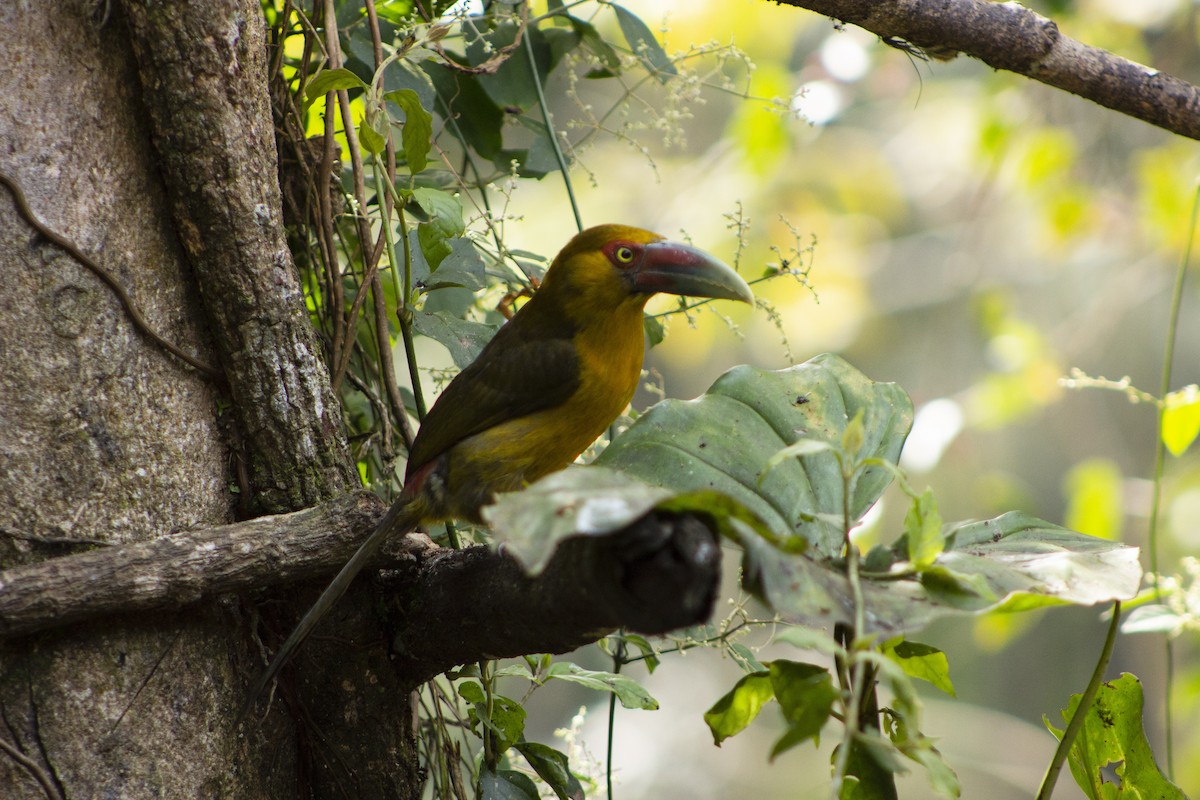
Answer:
[777,0,1200,140]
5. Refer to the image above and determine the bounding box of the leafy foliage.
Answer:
[489,354,1141,796]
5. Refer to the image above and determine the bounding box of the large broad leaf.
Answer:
[483,465,761,574]
[596,353,913,558]
[421,62,503,159]
[742,511,1141,635]
[1045,673,1185,800]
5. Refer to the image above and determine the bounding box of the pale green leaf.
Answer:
[411,310,497,368]
[480,768,540,800]
[904,489,944,569]
[1163,385,1200,457]
[743,512,1141,635]
[611,4,677,82]
[885,641,955,697]
[703,671,773,746]
[544,662,658,710]
[304,67,367,110]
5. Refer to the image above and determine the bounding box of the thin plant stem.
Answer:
[371,161,416,450]
[1036,602,1122,800]
[522,14,583,233]
[832,457,871,798]
[395,210,429,422]
[1146,178,1199,778]
[607,637,626,800]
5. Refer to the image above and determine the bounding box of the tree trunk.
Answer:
[0,3,257,797]
[0,2,417,797]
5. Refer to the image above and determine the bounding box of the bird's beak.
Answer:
[632,241,754,304]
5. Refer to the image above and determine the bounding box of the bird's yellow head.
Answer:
[539,224,753,320]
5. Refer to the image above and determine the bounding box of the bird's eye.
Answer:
[614,246,635,264]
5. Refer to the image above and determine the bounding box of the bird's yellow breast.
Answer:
[440,297,647,520]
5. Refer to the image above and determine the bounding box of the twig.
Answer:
[1037,602,1122,799]
[776,0,1200,140]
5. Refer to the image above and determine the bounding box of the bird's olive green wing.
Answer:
[406,320,581,475]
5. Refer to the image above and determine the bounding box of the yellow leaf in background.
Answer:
[1062,458,1123,540]
[1163,385,1200,457]
[729,63,792,175]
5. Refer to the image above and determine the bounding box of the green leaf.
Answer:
[544,662,658,710]
[1046,673,1185,799]
[512,742,584,800]
[304,67,368,110]
[420,238,486,292]
[703,671,773,746]
[469,694,527,753]
[358,107,388,155]
[482,466,671,574]
[484,464,770,574]
[885,641,955,697]
[1122,603,1186,636]
[610,4,677,82]
[458,680,485,703]
[728,642,766,674]
[841,408,866,461]
[480,767,540,800]
[411,310,498,368]
[743,511,1141,635]
[1163,385,1200,456]
[412,187,464,270]
[422,63,504,159]
[568,15,622,72]
[642,313,665,348]
[839,734,900,799]
[465,21,561,112]
[383,88,433,173]
[383,57,437,112]
[904,744,961,799]
[767,660,837,759]
[620,633,660,673]
[597,354,914,558]
[904,489,944,570]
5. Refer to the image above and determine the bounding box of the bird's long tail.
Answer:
[241,496,420,718]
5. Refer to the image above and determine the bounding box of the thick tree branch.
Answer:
[778,0,1200,140]
[0,492,398,637]
[382,512,722,686]
[0,500,720,657]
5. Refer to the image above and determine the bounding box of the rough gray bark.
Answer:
[777,0,1200,140]
[0,492,392,638]
[119,0,359,515]
[0,3,255,798]
[0,2,414,798]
